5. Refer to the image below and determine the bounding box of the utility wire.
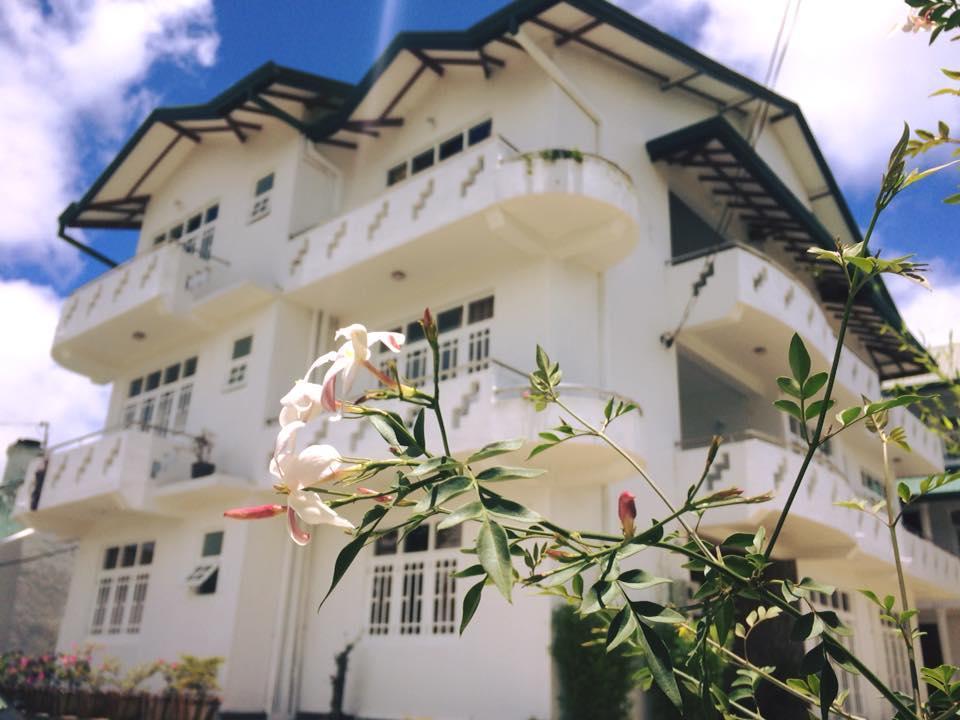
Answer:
[0,542,78,568]
[661,0,803,348]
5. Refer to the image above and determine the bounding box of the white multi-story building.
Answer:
[13,1,960,718]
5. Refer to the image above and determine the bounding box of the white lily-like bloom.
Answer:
[302,324,404,419]
[270,421,354,545]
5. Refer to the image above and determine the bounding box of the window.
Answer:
[164,363,180,385]
[250,173,274,223]
[468,296,494,324]
[173,384,192,433]
[129,378,143,398]
[153,234,165,246]
[387,162,408,187]
[367,522,462,637]
[411,148,435,175]
[467,119,492,146]
[123,355,197,433]
[438,133,464,161]
[139,397,155,431]
[437,307,463,334]
[169,224,184,242]
[155,391,174,435]
[882,616,912,695]
[183,356,198,377]
[226,336,253,390]
[861,470,884,497]
[145,371,161,392]
[808,591,863,715]
[186,213,202,233]
[187,531,223,595]
[90,541,155,636]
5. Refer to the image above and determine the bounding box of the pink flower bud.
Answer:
[224,504,285,520]
[545,549,576,560]
[358,487,393,504]
[618,491,636,538]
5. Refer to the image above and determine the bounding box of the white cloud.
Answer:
[618,0,960,184]
[0,0,219,275]
[889,261,960,350]
[0,280,110,481]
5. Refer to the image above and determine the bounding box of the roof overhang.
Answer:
[60,62,353,232]
[647,116,930,381]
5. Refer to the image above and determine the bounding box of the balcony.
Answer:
[301,324,641,487]
[676,435,960,600]
[283,140,638,308]
[12,427,250,535]
[53,243,273,381]
[669,244,943,475]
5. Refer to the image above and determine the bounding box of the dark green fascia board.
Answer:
[60,62,353,229]
[306,0,796,140]
[646,115,930,369]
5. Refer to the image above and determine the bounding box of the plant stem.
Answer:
[431,347,451,457]
[765,207,882,560]
[881,438,924,717]
[673,668,766,720]
[554,398,714,559]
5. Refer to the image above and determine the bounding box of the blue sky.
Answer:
[0,0,957,456]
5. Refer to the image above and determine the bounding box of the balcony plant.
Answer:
[190,431,215,479]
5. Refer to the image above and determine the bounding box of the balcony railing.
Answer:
[284,138,638,290]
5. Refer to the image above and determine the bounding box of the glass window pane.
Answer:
[163,364,181,384]
[438,133,464,161]
[202,531,224,557]
[145,371,161,392]
[255,173,274,196]
[169,224,184,240]
[104,546,119,570]
[129,378,143,398]
[405,321,425,344]
[183,356,198,377]
[411,148,435,174]
[153,234,165,246]
[435,524,462,549]
[139,542,155,566]
[437,306,463,334]
[468,119,492,146]
[403,525,429,553]
[186,214,202,233]
[204,204,219,224]
[121,544,138,567]
[232,336,253,359]
[387,163,407,186]
[374,530,398,556]
[468,296,495,324]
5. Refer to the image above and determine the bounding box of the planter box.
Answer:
[3,686,219,720]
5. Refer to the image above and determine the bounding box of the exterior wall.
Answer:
[29,21,959,720]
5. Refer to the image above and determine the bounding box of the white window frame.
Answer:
[366,522,463,638]
[90,541,155,637]
[225,335,253,391]
[122,356,198,434]
[249,172,274,224]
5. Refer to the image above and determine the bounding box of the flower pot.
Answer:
[191,461,215,478]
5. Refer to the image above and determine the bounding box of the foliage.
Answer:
[551,604,636,720]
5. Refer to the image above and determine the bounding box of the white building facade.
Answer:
[13,1,960,718]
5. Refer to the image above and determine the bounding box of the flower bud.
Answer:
[224,504,285,520]
[618,491,636,538]
[358,487,394,504]
[422,307,438,345]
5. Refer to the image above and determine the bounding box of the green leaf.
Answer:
[637,621,682,709]
[819,659,838,720]
[454,563,487,578]
[320,529,371,607]
[408,456,453,477]
[837,406,862,426]
[789,333,811,383]
[460,579,485,635]
[606,606,638,652]
[437,500,484,530]
[858,588,883,607]
[802,372,828,399]
[476,466,546,482]
[413,408,426,451]
[367,413,421,454]
[412,475,473,513]
[629,522,665,546]
[481,492,542,523]
[618,569,671,591]
[945,192,960,205]
[538,560,589,588]
[468,439,524,463]
[774,399,804,421]
[477,518,513,602]
[581,580,619,614]
[898,482,912,504]
[805,399,835,421]
[722,532,757,548]
[777,376,802,398]
[791,612,825,642]
[631,601,684,624]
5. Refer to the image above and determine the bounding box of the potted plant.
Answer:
[190,432,215,478]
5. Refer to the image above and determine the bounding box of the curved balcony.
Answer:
[12,427,250,535]
[53,244,273,382]
[283,140,638,308]
[669,244,943,475]
[676,435,960,600]
[302,357,643,489]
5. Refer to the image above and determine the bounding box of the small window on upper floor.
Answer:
[163,363,180,385]
[468,296,494,324]
[226,336,253,390]
[204,204,219,224]
[145,371,161,392]
[437,306,463,334]
[387,162,408,187]
[467,119,492,146]
[249,173,274,224]
[169,224,184,242]
[186,213,202,234]
[153,233,165,246]
[438,133,464,161]
[129,378,143,398]
[188,531,223,595]
[411,148,435,175]
[183,356,198,378]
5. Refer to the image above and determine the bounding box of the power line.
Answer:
[0,542,78,568]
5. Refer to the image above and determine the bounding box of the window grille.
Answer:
[127,573,150,634]
[433,558,457,634]
[91,542,155,636]
[250,173,274,223]
[173,384,192,432]
[91,578,112,635]
[882,616,912,695]
[400,561,425,635]
[468,328,490,373]
[369,565,392,635]
[108,575,130,634]
[405,347,429,387]
[439,338,458,380]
